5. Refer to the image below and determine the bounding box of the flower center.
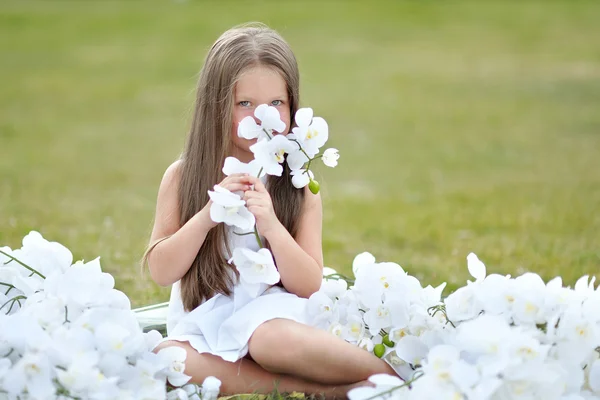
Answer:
[306,128,318,140]
[253,263,266,273]
[274,150,285,163]
[226,206,239,215]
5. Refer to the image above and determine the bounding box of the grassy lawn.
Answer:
[1,0,599,308]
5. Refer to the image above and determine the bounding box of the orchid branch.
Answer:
[363,371,424,400]
[0,250,46,279]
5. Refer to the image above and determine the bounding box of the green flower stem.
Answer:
[0,250,46,279]
[289,138,312,161]
[0,282,15,296]
[253,226,264,249]
[263,128,273,140]
[232,231,255,237]
[250,167,265,249]
[363,371,424,400]
[0,295,26,313]
[323,273,355,285]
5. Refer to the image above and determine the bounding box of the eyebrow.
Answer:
[234,93,288,100]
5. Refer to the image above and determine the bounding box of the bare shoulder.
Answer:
[302,185,322,210]
[161,159,183,189]
[151,159,184,241]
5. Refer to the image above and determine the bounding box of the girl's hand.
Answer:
[217,173,252,193]
[243,176,283,239]
[201,173,252,229]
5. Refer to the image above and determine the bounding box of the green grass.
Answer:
[1,1,599,308]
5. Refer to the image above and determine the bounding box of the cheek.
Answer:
[278,107,292,134]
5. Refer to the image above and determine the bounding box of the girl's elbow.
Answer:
[300,275,322,298]
[148,262,174,287]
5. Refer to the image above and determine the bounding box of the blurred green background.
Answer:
[1,1,599,307]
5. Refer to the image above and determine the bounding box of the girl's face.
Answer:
[230,65,290,162]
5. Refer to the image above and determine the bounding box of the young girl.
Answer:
[146,23,396,398]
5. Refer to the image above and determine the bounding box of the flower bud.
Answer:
[308,179,320,194]
[373,343,385,358]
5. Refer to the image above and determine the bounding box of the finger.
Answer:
[243,190,262,200]
[223,183,251,192]
[246,176,267,193]
[221,175,251,185]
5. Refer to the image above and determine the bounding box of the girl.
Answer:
[146,23,396,398]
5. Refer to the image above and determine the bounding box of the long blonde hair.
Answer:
[149,24,305,311]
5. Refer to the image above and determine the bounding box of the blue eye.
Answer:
[239,101,251,107]
[271,100,282,106]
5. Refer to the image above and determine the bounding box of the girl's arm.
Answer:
[146,160,216,287]
[265,188,324,298]
[146,161,252,286]
[244,178,323,298]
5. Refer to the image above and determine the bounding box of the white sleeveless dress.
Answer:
[158,226,309,363]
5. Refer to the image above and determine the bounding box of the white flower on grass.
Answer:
[348,374,406,400]
[156,346,192,387]
[222,157,265,178]
[363,303,393,334]
[511,272,546,326]
[358,337,375,352]
[352,252,376,277]
[167,388,189,400]
[395,335,430,366]
[3,351,55,400]
[249,134,297,177]
[445,285,482,323]
[353,261,407,309]
[200,376,222,400]
[322,148,340,168]
[320,278,347,301]
[229,248,280,298]
[307,291,337,329]
[290,168,314,189]
[207,185,255,231]
[342,313,366,343]
[467,252,486,281]
[291,108,329,158]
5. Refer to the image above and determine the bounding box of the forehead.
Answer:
[235,65,287,99]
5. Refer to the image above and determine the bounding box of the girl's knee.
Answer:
[152,339,190,354]
[248,319,302,363]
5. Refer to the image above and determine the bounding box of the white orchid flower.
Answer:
[207,185,255,231]
[352,252,376,277]
[320,278,347,301]
[291,108,329,158]
[200,376,222,400]
[321,148,340,168]
[237,116,264,140]
[255,104,286,134]
[229,247,280,298]
[467,252,486,281]
[363,304,393,335]
[167,388,190,400]
[237,105,286,141]
[249,134,296,177]
[307,291,337,329]
[290,168,314,189]
[3,351,55,400]
[222,156,265,178]
[157,346,192,387]
[286,146,309,171]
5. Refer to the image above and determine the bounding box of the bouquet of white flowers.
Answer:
[0,232,220,400]
[208,104,339,298]
[307,252,600,400]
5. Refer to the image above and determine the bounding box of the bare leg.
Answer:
[248,319,397,385]
[154,340,370,399]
